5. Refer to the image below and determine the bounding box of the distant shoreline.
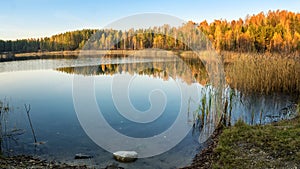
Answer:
[0,50,204,62]
[13,49,200,57]
[14,50,131,57]
[1,49,298,63]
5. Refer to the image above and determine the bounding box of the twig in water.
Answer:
[24,104,37,143]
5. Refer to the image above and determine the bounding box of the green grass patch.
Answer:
[212,110,300,169]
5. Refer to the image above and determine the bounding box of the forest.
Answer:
[0,10,299,53]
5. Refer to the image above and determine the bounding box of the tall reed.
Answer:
[224,52,300,95]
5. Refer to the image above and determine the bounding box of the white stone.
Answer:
[113,151,138,162]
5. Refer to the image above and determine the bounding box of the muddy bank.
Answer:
[0,155,88,169]
[0,155,126,169]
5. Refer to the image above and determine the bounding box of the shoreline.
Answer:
[1,50,298,63]
[181,124,224,169]
[0,155,89,169]
[184,106,300,169]
[0,49,215,63]
[0,50,191,62]
[11,50,184,57]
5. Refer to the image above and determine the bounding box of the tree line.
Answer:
[201,10,300,53]
[0,10,299,53]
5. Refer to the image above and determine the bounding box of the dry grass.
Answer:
[224,52,300,95]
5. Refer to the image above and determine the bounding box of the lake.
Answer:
[0,54,298,168]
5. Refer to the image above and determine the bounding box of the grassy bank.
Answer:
[186,104,300,169]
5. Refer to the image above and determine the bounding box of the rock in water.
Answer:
[113,151,138,162]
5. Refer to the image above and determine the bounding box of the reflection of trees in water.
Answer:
[56,56,220,143]
[56,57,209,85]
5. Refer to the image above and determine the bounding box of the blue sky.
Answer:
[0,0,299,40]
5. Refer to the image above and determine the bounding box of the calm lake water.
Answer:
[0,55,298,168]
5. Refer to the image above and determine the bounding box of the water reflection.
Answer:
[223,88,298,125]
[56,56,209,86]
[0,56,211,168]
[0,55,298,168]
[56,56,298,145]
[57,57,223,146]
[56,56,298,128]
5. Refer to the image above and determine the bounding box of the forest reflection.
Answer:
[56,56,209,86]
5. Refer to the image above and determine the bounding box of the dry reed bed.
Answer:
[224,52,300,95]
